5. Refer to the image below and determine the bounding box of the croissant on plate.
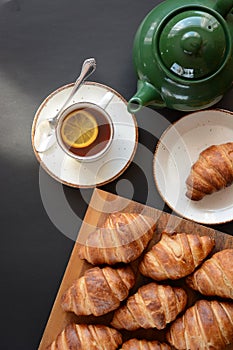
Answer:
[120,338,171,350]
[186,249,233,299]
[61,265,135,316]
[185,142,233,201]
[47,323,122,350]
[139,232,215,281]
[77,212,156,265]
[111,282,187,331]
[166,299,233,350]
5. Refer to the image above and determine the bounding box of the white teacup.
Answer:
[56,92,114,162]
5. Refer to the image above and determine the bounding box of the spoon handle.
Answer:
[53,58,96,123]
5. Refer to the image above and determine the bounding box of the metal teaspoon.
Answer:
[34,58,96,153]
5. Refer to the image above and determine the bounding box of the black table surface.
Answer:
[1,1,233,349]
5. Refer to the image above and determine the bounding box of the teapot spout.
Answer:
[214,0,233,17]
[127,80,165,113]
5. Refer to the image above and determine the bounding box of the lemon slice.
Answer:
[61,109,98,148]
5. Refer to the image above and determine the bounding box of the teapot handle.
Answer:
[214,0,233,17]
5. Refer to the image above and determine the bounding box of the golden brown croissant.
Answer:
[186,249,233,299]
[120,338,171,349]
[120,338,171,350]
[139,232,215,281]
[166,299,233,350]
[111,282,187,330]
[186,142,233,201]
[61,265,135,316]
[47,323,122,350]
[77,212,156,265]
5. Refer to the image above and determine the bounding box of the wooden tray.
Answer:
[38,188,233,350]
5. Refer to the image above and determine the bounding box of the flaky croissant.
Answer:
[186,249,233,299]
[111,282,187,331]
[120,338,171,350]
[166,299,233,350]
[77,212,156,265]
[61,265,135,316]
[186,142,233,201]
[47,323,122,350]
[139,232,215,281]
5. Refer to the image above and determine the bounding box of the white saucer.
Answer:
[153,109,233,225]
[31,82,138,188]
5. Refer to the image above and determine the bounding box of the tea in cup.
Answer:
[56,92,114,161]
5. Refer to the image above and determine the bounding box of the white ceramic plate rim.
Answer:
[153,109,233,225]
[32,81,138,188]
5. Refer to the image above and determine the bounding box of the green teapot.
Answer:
[128,0,233,113]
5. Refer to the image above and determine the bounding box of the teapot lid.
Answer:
[159,10,228,79]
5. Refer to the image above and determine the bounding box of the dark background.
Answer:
[1,1,233,349]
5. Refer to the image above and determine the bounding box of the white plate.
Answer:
[31,82,138,188]
[153,109,233,225]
